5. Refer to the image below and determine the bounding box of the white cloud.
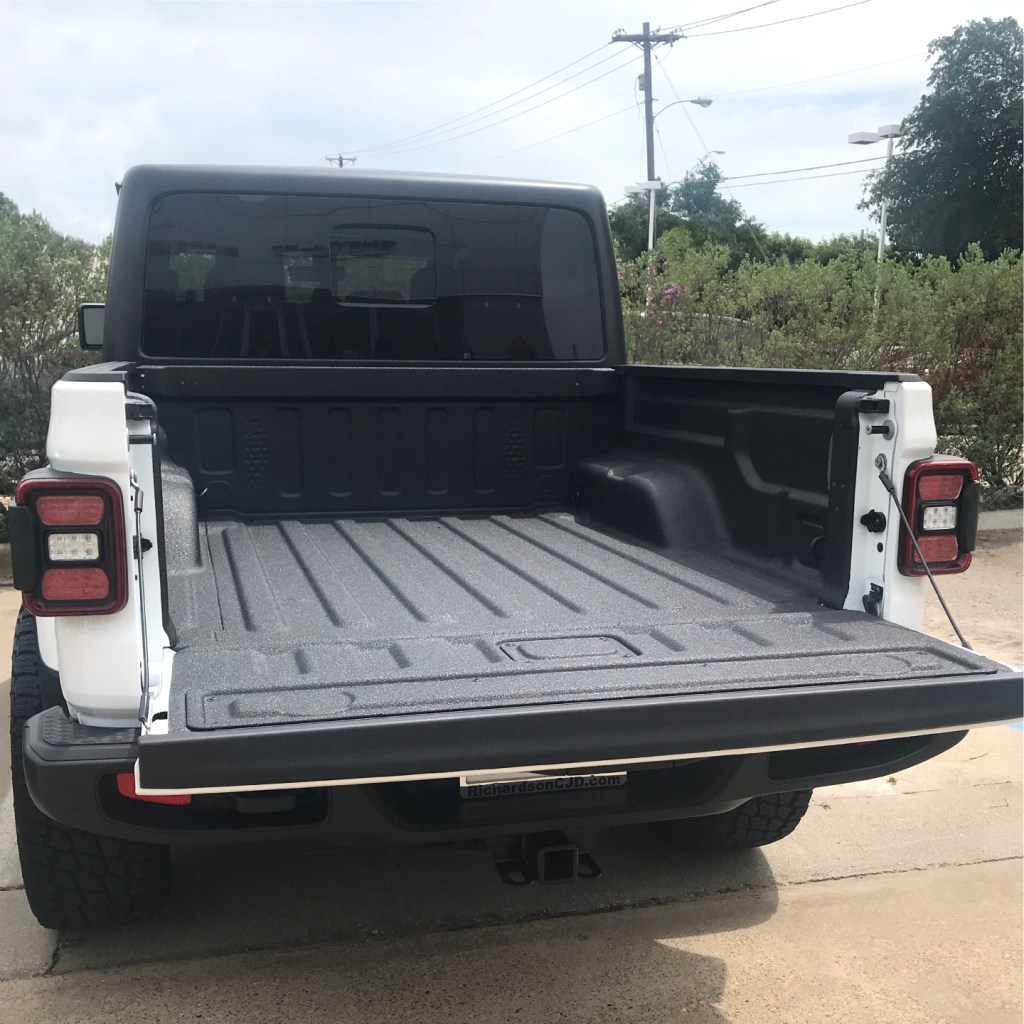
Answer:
[3,0,1019,242]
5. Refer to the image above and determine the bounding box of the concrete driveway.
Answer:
[0,547,1021,1023]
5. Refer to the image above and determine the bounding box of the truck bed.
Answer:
[164,511,990,733]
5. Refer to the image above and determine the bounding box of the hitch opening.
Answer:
[494,832,601,886]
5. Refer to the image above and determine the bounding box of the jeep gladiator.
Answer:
[7,165,1022,927]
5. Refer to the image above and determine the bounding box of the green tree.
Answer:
[0,194,107,492]
[610,163,770,265]
[663,162,770,267]
[608,194,682,262]
[860,17,1023,259]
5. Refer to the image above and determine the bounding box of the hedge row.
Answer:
[620,237,1023,491]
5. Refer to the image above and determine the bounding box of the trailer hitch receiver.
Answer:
[494,832,601,885]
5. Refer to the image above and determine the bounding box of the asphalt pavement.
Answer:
[0,582,1021,1023]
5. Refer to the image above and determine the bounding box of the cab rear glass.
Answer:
[142,193,605,361]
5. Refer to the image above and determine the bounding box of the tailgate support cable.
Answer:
[131,472,153,727]
[877,462,973,651]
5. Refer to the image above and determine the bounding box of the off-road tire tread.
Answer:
[9,609,170,929]
[658,789,813,852]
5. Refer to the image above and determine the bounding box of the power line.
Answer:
[725,167,876,188]
[655,123,674,181]
[459,104,636,170]
[350,42,611,155]
[657,63,770,262]
[357,48,629,156]
[658,64,717,160]
[724,155,885,180]
[661,1,781,33]
[712,52,926,98]
[377,53,641,156]
[684,0,872,37]
[662,166,875,191]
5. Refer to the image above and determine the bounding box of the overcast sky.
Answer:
[3,0,1019,244]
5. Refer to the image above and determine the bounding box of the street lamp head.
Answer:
[653,97,714,119]
[877,123,902,139]
[848,131,880,145]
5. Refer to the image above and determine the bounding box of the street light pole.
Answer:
[643,99,716,249]
[622,98,715,252]
[876,134,895,263]
[849,123,902,264]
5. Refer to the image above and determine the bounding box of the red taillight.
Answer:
[12,476,128,616]
[898,457,979,577]
[41,568,110,601]
[916,474,963,502]
[36,494,105,526]
[116,772,192,806]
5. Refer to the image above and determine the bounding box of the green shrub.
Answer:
[620,238,1023,490]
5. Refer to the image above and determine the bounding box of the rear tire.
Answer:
[9,610,171,929]
[657,790,813,853]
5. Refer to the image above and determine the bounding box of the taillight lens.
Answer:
[12,476,128,616]
[898,457,979,576]
[36,494,105,526]
[41,568,110,601]
[47,532,101,562]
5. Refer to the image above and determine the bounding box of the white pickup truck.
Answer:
[8,165,1021,928]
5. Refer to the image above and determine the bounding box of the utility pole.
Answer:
[611,22,682,249]
[325,154,357,168]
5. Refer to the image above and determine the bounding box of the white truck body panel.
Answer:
[844,380,935,629]
[44,380,169,727]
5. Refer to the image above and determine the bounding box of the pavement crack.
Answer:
[39,934,64,977]
[778,854,1023,892]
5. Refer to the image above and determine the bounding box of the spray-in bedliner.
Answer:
[163,512,992,732]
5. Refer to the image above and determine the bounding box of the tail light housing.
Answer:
[898,457,979,576]
[10,476,128,615]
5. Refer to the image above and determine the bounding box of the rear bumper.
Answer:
[21,668,1022,845]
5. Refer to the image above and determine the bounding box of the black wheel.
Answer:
[657,790,813,853]
[9,610,171,929]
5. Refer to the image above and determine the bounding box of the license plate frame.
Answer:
[458,770,627,800]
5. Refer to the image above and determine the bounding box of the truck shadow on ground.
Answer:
[39,882,763,1022]
[41,828,780,1022]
